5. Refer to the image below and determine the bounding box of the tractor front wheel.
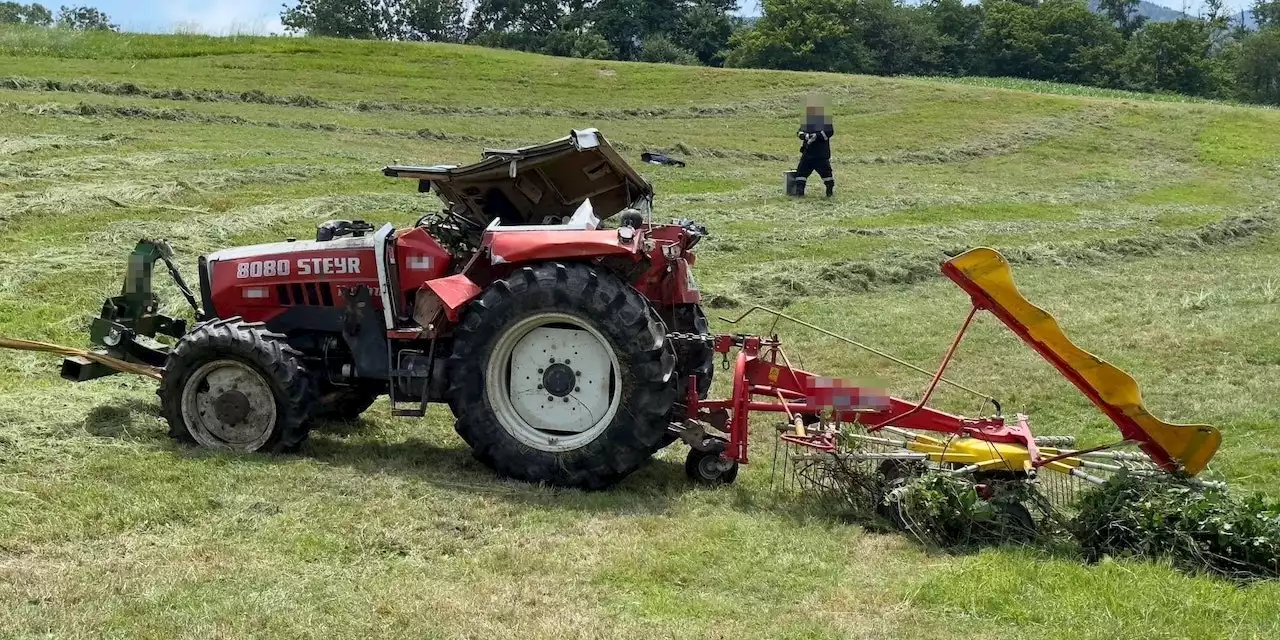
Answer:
[159,318,314,453]
[447,262,677,490]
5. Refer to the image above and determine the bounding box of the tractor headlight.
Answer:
[662,243,682,261]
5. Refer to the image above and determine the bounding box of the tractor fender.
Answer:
[484,228,642,266]
[423,274,483,322]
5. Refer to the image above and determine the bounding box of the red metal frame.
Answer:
[689,300,1044,468]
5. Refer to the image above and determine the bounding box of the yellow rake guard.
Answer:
[941,248,1221,476]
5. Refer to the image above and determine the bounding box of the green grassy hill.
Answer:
[2,28,1280,639]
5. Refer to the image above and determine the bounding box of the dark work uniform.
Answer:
[795,119,834,196]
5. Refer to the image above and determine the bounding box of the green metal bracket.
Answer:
[64,239,199,382]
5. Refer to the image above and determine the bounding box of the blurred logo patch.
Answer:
[804,376,890,411]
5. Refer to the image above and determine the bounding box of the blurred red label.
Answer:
[804,377,890,411]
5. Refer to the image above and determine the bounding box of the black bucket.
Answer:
[784,170,799,196]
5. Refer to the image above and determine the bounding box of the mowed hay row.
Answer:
[0,133,126,156]
[0,164,375,222]
[0,193,423,299]
[0,74,868,121]
[726,214,1276,307]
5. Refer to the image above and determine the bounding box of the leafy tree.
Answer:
[465,0,522,35]
[280,0,464,41]
[465,0,585,52]
[569,31,615,59]
[0,2,53,25]
[55,4,115,30]
[401,0,465,41]
[541,26,615,59]
[590,0,679,60]
[638,34,701,64]
[281,0,398,39]
[672,0,738,65]
[1097,0,1145,38]
[1234,27,1280,104]
[1116,20,1224,96]
[923,0,984,75]
[856,0,943,75]
[724,0,872,73]
[1255,0,1280,29]
[976,0,1121,85]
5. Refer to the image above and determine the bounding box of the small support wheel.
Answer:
[685,448,739,485]
[985,501,1038,543]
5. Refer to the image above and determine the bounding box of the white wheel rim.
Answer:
[180,359,278,451]
[485,311,622,452]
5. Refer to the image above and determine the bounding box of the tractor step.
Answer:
[390,407,427,417]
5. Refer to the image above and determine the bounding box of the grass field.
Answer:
[2,27,1280,639]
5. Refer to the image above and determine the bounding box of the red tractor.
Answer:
[64,130,715,489]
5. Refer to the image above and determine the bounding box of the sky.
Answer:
[81,0,1252,36]
[87,0,286,34]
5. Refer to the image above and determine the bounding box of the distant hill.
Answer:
[1087,1,1260,29]
[1114,0,1188,23]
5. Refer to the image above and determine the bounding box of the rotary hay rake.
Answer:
[676,247,1226,543]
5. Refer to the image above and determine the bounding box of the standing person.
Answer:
[794,97,834,197]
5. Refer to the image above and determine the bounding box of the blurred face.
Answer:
[803,94,830,124]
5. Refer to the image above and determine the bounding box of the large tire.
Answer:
[160,317,315,453]
[673,304,714,399]
[659,304,715,449]
[446,262,677,490]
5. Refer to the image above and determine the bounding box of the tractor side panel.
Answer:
[394,227,453,293]
[208,247,381,325]
[484,229,640,265]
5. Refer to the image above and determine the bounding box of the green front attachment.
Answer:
[61,239,196,382]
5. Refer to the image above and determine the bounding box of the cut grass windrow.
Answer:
[735,214,1275,306]
[0,75,856,122]
[0,100,795,161]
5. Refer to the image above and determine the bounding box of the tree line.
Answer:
[280,0,1280,106]
[0,2,117,30]
[3,1,1276,106]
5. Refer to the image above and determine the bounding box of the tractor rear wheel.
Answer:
[447,262,677,490]
[673,304,715,400]
[160,318,314,453]
[657,304,715,450]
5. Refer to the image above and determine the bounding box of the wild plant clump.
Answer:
[1073,473,1280,581]
[887,473,1039,549]
[818,458,1279,582]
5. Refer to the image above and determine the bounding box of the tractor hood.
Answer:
[382,129,653,228]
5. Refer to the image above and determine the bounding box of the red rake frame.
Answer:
[678,248,1221,479]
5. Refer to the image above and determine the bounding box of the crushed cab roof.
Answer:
[383,129,652,228]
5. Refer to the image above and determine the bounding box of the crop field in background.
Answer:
[2,28,1280,639]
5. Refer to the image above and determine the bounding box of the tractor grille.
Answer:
[277,282,337,307]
